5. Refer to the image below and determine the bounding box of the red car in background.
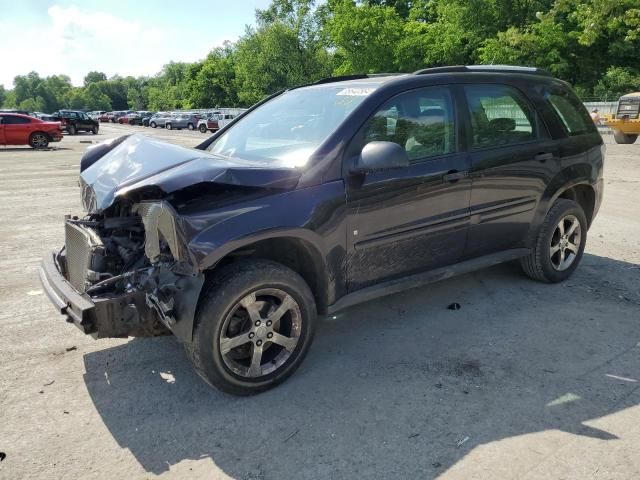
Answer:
[98,112,111,122]
[0,113,63,149]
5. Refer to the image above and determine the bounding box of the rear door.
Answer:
[345,85,472,291]
[462,83,557,258]
[78,112,92,129]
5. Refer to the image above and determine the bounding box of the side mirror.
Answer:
[352,141,409,173]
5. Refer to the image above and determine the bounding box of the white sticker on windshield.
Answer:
[336,87,375,96]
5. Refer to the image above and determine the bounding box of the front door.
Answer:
[3,114,32,145]
[346,85,472,292]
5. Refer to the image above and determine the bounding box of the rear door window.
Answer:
[545,89,595,136]
[464,85,538,149]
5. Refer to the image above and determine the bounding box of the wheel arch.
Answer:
[555,183,596,227]
[525,169,598,249]
[201,231,331,315]
[29,130,51,141]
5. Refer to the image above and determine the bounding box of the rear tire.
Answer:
[199,124,207,133]
[185,259,317,395]
[613,131,638,144]
[166,123,172,130]
[29,132,49,149]
[520,199,587,283]
[150,122,157,128]
[91,126,98,134]
[67,124,77,135]
[187,123,195,130]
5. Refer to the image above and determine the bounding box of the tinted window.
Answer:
[465,85,537,149]
[545,90,594,136]
[363,86,456,163]
[3,115,31,125]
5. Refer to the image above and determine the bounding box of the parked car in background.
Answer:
[148,112,173,128]
[99,112,111,122]
[0,113,63,148]
[165,113,200,130]
[111,111,131,123]
[197,112,221,133]
[132,111,153,126]
[52,110,99,135]
[88,111,106,120]
[119,112,141,125]
[38,65,604,395]
[198,112,235,133]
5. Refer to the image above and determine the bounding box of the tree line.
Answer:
[2,0,639,113]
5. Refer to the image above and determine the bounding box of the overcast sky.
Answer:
[0,0,271,89]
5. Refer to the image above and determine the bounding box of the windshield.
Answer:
[206,84,375,167]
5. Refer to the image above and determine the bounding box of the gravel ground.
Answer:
[1,124,639,480]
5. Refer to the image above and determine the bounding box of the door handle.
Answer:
[443,170,468,183]
[534,152,554,162]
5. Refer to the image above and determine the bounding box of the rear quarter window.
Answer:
[544,89,596,136]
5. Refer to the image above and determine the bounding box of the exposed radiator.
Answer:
[64,221,104,292]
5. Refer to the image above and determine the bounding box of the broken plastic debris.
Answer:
[456,436,470,447]
[448,302,461,310]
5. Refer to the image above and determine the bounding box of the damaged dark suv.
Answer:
[39,66,604,395]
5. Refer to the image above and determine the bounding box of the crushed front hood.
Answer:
[80,134,302,212]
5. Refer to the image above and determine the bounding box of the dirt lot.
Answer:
[1,124,639,480]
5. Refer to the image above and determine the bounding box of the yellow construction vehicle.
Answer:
[604,92,640,144]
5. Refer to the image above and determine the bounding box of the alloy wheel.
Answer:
[219,288,302,378]
[31,134,48,148]
[550,214,581,271]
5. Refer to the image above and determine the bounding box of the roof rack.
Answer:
[314,74,369,85]
[413,65,552,77]
[313,73,403,85]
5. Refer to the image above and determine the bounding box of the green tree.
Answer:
[84,71,108,86]
[235,21,331,105]
[185,44,239,108]
[84,83,112,110]
[593,67,640,99]
[324,0,403,74]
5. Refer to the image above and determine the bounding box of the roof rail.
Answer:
[313,73,403,85]
[413,65,552,77]
[314,74,369,85]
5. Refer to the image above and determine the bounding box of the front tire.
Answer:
[199,124,207,133]
[520,199,587,283]
[186,259,317,395]
[166,123,172,130]
[150,122,156,128]
[91,126,99,134]
[187,123,195,130]
[613,131,638,144]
